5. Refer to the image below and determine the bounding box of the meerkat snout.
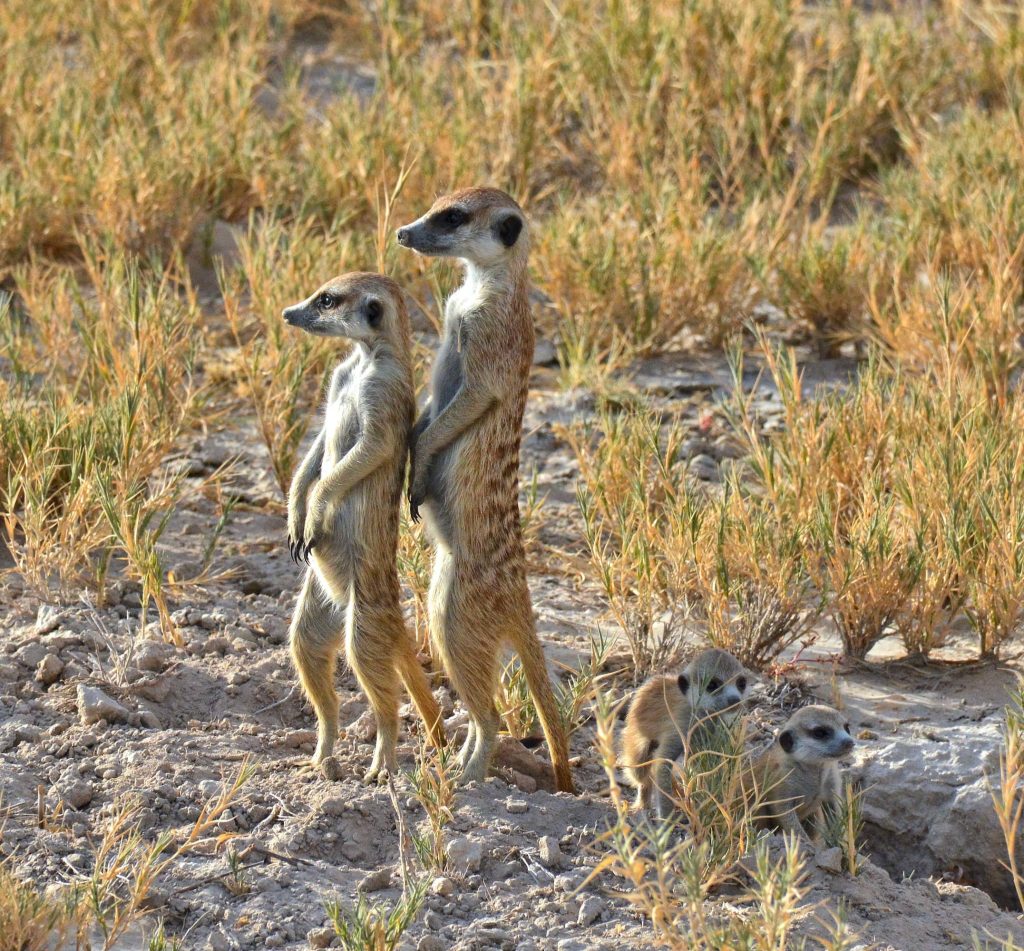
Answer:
[396,187,526,264]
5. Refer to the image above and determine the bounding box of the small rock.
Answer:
[35,605,65,635]
[815,846,845,874]
[307,928,334,950]
[320,756,344,781]
[538,836,567,869]
[62,780,94,810]
[418,937,446,951]
[423,910,444,931]
[359,868,392,893]
[77,685,129,726]
[35,654,64,686]
[139,710,161,729]
[577,896,604,926]
[134,642,166,673]
[505,798,528,814]
[430,876,455,897]
[533,338,558,366]
[445,836,483,874]
[511,770,537,794]
[14,642,47,668]
[349,709,377,742]
[688,453,719,481]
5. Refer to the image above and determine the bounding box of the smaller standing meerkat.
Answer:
[396,188,574,793]
[750,704,855,842]
[282,272,444,781]
[621,648,749,814]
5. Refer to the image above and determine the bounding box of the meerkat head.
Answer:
[678,648,749,721]
[282,272,409,349]
[396,187,528,267]
[776,705,855,764]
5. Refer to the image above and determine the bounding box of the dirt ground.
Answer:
[2,350,1024,950]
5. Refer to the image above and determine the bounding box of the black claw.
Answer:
[409,496,421,523]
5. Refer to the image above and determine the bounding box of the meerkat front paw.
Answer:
[408,461,429,523]
[287,507,307,564]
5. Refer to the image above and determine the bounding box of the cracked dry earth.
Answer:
[2,353,1024,950]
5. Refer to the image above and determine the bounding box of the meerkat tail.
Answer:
[396,647,446,750]
[514,629,575,794]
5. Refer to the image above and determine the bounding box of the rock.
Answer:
[853,718,1019,905]
[35,654,64,686]
[139,710,161,729]
[77,685,129,725]
[307,928,334,950]
[538,836,567,869]
[430,876,455,897]
[423,910,444,931]
[577,896,604,926]
[349,708,377,742]
[418,937,446,951]
[688,453,719,481]
[14,642,47,668]
[815,846,844,874]
[134,642,166,673]
[493,736,554,791]
[533,338,558,366]
[359,867,392,892]
[34,605,65,635]
[445,836,483,874]
[320,756,344,781]
[505,798,529,814]
[0,659,19,682]
[511,770,537,794]
[61,780,94,810]
[554,871,585,893]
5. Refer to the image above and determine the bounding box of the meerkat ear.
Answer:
[676,673,690,694]
[779,730,794,753]
[495,213,523,248]
[364,298,383,327]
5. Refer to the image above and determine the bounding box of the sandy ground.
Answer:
[2,350,1024,951]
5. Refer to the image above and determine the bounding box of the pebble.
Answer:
[77,685,129,726]
[815,846,844,874]
[511,770,537,794]
[15,642,47,668]
[35,654,64,686]
[34,605,65,636]
[445,836,483,873]
[417,937,446,951]
[538,836,567,869]
[423,910,444,931]
[505,799,529,814]
[359,867,392,892]
[577,896,604,926]
[134,642,166,673]
[430,876,455,897]
[688,453,720,481]
[307,928,334,949]
[61,780,94,810]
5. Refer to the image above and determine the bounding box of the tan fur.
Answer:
[750,704,854,841]
[282,272,444,781]
[621,648,748,814]
[397,188,574,793]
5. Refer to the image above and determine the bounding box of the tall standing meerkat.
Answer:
[621,648,749,814]
[282,272,444,781]
[396,188,574,793]
[750,704,854,841]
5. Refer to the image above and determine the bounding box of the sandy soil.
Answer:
[2,350,1023,950]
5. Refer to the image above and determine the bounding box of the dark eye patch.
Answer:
[365,298,383,327]
[317,293,336,310]
[810,726,833,740]
[844,723,851,734]
[736,676,747,692]
[432,207,470,231]
[706,678,722,693]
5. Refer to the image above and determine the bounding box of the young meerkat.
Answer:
[395,188,574,793]
[621,648,749,815]
[282,272,444,781]
[750,704,855,842]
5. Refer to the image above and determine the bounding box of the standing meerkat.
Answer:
[396,187,574,793]
[621,648,749,814]
[750,704,854,841]
[282,272,444,781]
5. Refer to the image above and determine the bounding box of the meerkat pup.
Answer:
[282,272,444,781]
[750,704,854,842]
[621,648,749,815]
[396,188,574,793]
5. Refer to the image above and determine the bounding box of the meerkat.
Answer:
[749,704,854,841]
[282,272,444,781]
[395,188,574,793]
[621,648,749,815]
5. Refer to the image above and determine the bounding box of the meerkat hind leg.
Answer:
[347,603,402,783]
[290,572,345,770]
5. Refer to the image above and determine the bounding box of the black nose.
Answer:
[396,227,410,247]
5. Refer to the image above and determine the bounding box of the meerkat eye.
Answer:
[811,726,832,740]
[735,676,747,692]
[844,723,851,734]
[317,293,335,310]
[706,678,722,693]
[442,208,469,229]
